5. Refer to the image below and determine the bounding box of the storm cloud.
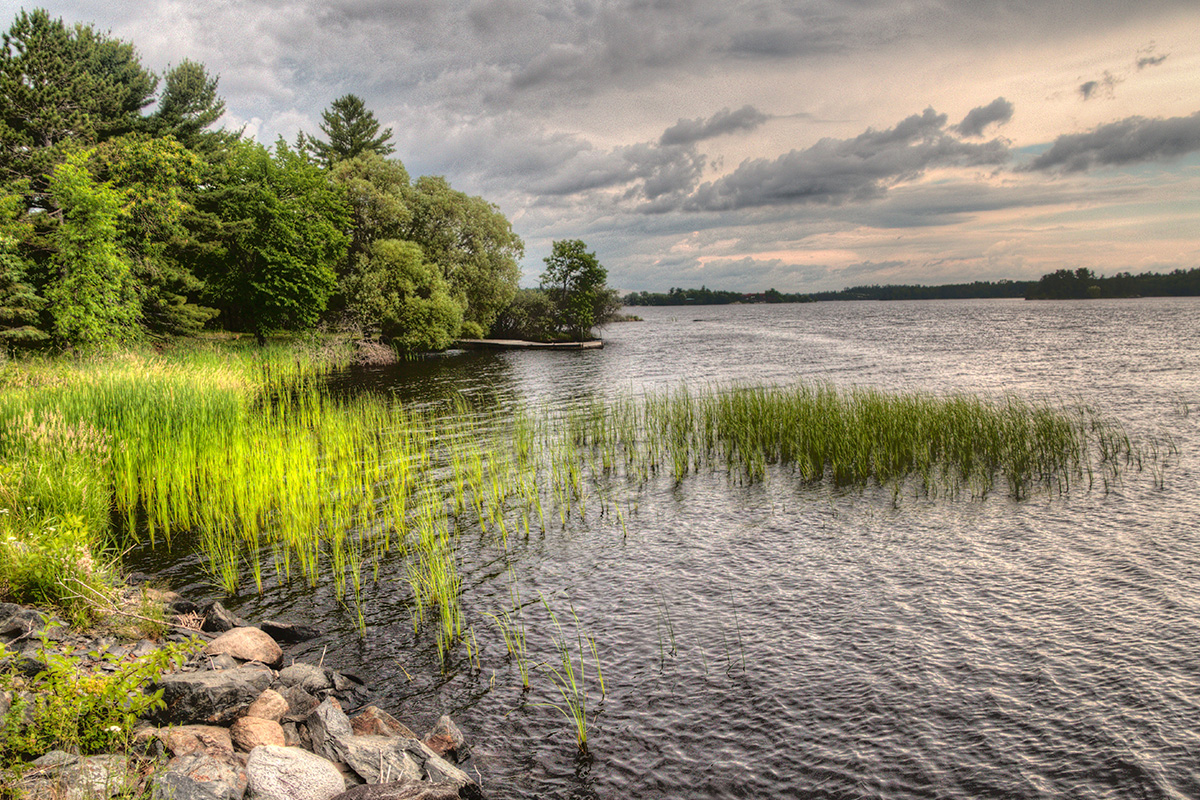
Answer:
[1025,111,1200,172]
[953,98,1014,138]
[685,108,1011,211]
[660,106,771,146]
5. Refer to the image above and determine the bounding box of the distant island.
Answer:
[623,267,1200,306]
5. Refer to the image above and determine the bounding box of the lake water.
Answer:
[141,298,1200,799]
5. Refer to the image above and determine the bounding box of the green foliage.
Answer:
[0,192,46,345]
[404,176,523,336]
[302,94,394,168]
[44,153,140,349]
[195,139,350,343]
[348,238,463,352]
[488,288,558,341]
[147,59,231,154]
[539,239,617,340]
[87,134,215,336]
[0,9,156,190]
[0,623,197,763]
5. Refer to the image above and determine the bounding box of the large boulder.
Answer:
[245,745,346,800]
[306,698,355,763]
[151,751,247,800]
[204,627,283,669]
[143,724,234,758]
[18,752,135,800]
[154,665,273,725]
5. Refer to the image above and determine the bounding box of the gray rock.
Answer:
[155,665,274,725]
[22,753,135,800]
[151,751,247,800]
[204,652,241,671]
[329,779,465,800]
[278,662,333,694]
[0,604,49,643]
[305,700,474,792]
[245,745,346,800]
[339,735,424,785]
[306,698,355,762]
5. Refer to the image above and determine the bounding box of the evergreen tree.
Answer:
[301,94,394,167]
[147,59,234,155]
[0,9,157,192]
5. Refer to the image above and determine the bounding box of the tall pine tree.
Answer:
[301,94,394,168]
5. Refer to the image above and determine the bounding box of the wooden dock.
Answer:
[455,338,604,350]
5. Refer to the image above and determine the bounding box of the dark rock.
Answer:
[278,662,334,694]
[0,604,50,643]
[245,745,346,800]
[422,716,465,761]
[201,601,247,633]
[202,653,240,671]
[306,698,354,763]
[154,664,273,725]
[151,751,247,800]
[171,599,205,616]
[278,683,321,721]
[258,620,321,642]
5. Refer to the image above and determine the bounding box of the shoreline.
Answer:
[454,338,603,350]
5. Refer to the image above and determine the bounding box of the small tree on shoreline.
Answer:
[539,239,618,341]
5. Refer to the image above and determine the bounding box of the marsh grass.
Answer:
[0,341,1161,677]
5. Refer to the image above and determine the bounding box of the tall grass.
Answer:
[0,342,1160,659]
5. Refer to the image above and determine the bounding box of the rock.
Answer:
[422,716,465,761]
[151,725,235,758]
[231,715,286,751]
[170,599,205,616]
[204,627,283,669]
[305,699,475,792]
[0,603,49,643]
[281,721,303,747]
[245,745,346,800]
[278,662,333,694]
[20,753,134,800]
[306,698,354,762]
[351,706,417,739]
[201,601,247,633]
[152,751,247,800]
[278,683,320,721]
[247,688,289,722]
[258,620,320,643]
[155,665,273,725]
[203,652,241,671]
[330,781,471,800]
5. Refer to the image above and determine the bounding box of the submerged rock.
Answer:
[422,716,465,761]
[258,619,321,642]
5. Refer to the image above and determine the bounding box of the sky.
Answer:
[9,0,1200,292]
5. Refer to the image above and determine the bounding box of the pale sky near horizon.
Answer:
[7,0,1200,292]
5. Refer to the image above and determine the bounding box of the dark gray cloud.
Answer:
[953,98,1014,137]
[684,108,1010,211]
[660,106,771,146]
[1024,111,1200,172]
[1136,43,1168,69]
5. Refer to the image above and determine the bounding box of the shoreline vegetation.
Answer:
[622,266,1200,306]
[0,336,1174,793]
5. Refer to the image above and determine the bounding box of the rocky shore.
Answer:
[0,597,482,800]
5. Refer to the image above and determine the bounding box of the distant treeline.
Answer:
[623,269,1200,306]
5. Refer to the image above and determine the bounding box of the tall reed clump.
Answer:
[563,383,1146,501]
